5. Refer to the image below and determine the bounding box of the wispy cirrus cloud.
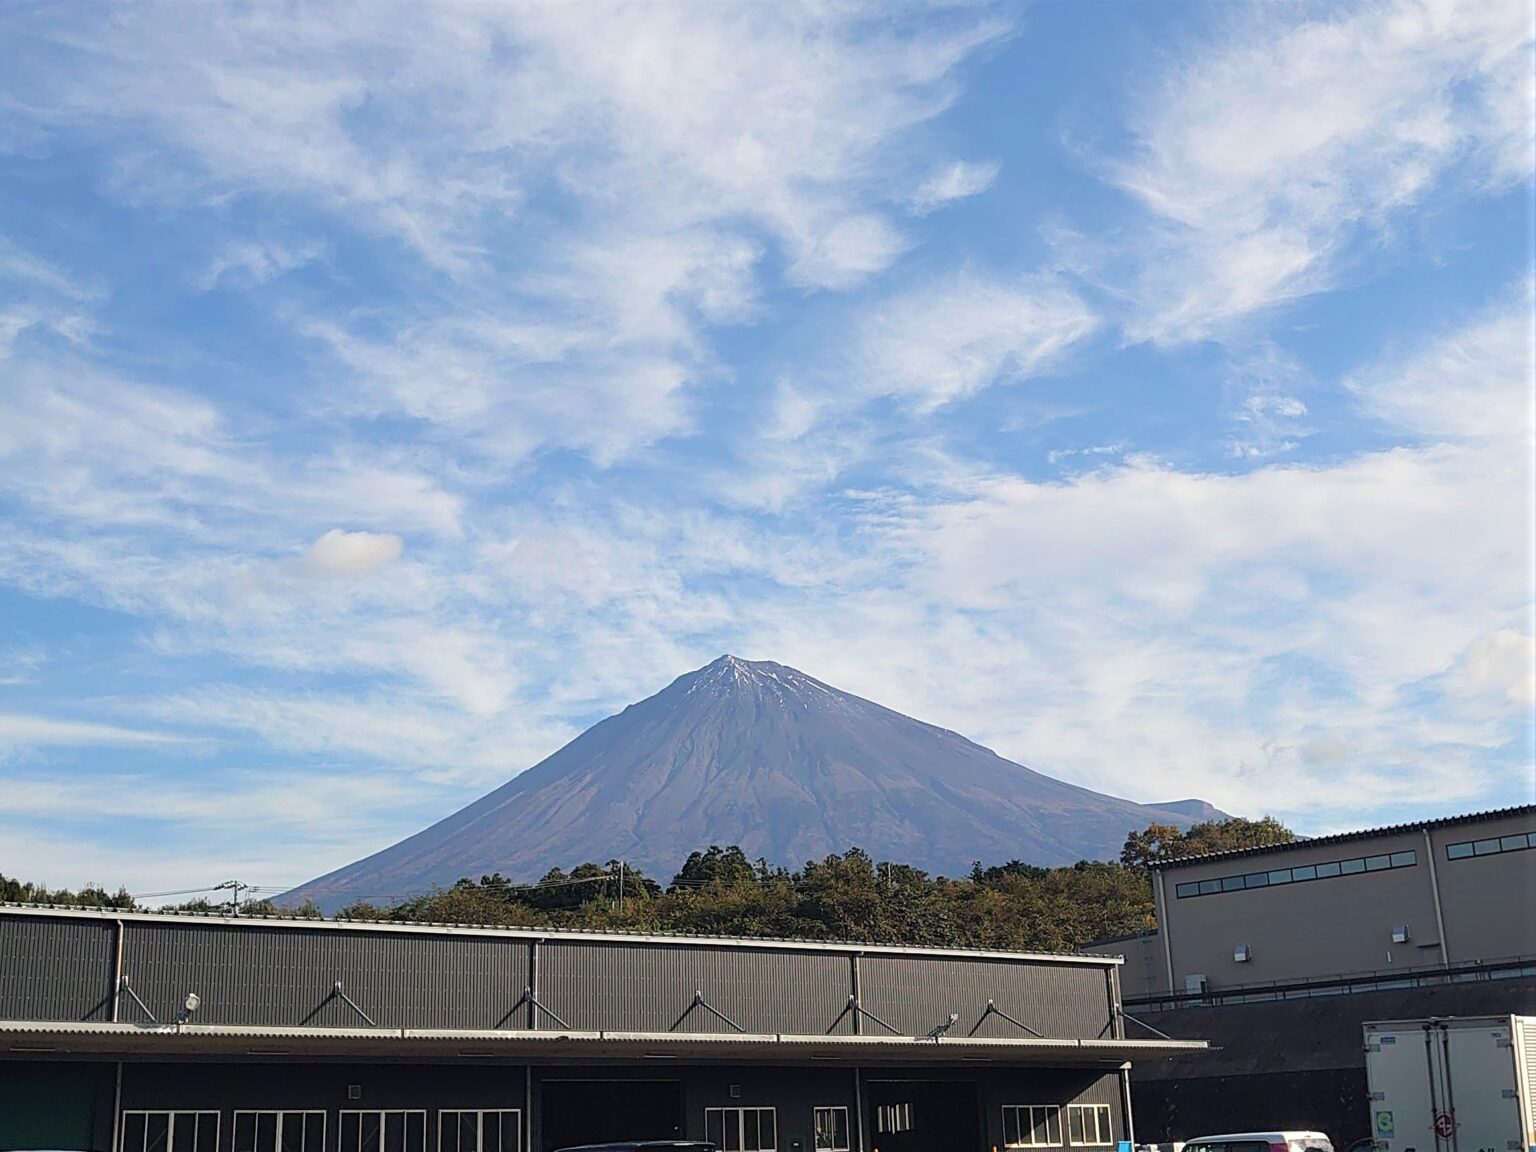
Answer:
[1098,0,1532,344]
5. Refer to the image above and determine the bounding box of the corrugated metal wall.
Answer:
[0,913,1121,1036]
[538,940,856,1034]
[122,923,531,1028]
[858,955,1111,1039]
[0,915,115,1022]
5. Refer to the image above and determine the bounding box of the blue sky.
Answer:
[1,0,1532,898]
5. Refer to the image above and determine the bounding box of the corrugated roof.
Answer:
[1149,804,1536,870]
[0,902,1118,967]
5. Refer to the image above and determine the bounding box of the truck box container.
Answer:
[1363,1015,1535,1152]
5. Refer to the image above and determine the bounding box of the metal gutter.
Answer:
[0,1018,1206,1061]
[0,903,1121,968]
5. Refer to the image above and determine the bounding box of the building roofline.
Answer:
[0,901,1120,968]
[0,1019,1204,1063]
[1149,804,1536,870]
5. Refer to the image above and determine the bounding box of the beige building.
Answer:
[1086,805,1536,998]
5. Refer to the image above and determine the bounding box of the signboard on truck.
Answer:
[1363,1016,1535,1152]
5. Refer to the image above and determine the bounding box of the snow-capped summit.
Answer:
[284,655,1220,911]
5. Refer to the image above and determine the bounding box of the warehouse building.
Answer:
[1085,804,1536,999]
[0,905,1203,1152]
[1080,805,1536,1139]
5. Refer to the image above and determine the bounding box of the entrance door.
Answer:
[865,1081,981,1152]
[539,1080,683,1152]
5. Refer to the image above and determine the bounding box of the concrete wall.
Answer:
[1153,811,1536,992]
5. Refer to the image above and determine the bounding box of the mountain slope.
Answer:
[285,655,1221,910]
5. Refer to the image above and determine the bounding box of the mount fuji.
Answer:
[284,655,1221,911]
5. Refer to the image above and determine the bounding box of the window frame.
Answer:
[1065,1104,1113,1148]
[232,1112,326,1152]
[437,1111,521,1152]
[705,1106,778,1152]
[120,1111,221,1152]
[812,1107,849,1152]
[338,1111,428,1152]
[1002,1104,1063,1148]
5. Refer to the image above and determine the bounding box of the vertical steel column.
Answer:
[1118,1064,1135,1145]
[853,1067,867,1152]
[851,954,863,1035]
[1424,827,1451,967]
[111,919,126,1022]
[111,1061,123,1152]
[524,1064,533,1152]
[528,940,541,1029]
[1109,964,1124,1039]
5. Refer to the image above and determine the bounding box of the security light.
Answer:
[1391,925,1410,944]
[184,993,201,1014]
[1233,944,1252,962]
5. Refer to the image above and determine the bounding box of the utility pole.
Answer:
[214,880,247,916]
[618,861,625,915]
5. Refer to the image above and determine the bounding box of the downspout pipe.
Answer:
[1424,827,1451,967]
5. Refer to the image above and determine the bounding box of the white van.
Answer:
[1181,1132,1334,1152]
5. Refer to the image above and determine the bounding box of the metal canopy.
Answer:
[0,1019,1204,1065]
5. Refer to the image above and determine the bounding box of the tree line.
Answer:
[1,816,1293,952]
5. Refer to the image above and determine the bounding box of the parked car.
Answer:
[1182,1132,1334,1152]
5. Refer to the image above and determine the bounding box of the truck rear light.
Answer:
[1271,1141,1289,1152]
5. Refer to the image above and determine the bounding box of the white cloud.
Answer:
[197,239,325,290]
[1103,0,1533,344]
[302,528,404,577]
[910,159,1000,214]
[854,273,1099,410]
[0,712,186,750]
[1461,630,1536,707]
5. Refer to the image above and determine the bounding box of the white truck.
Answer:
[1363,1016,1535,1152]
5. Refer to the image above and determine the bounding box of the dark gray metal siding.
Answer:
[538,940,856,1034]
[0,914,115,1021]
[122,923,530,1028]
[859,955,1111,1039]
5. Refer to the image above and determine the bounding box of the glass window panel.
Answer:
[280,1115,306,1152]
[124,1115,148,1152]
[408,1115,426,1152]
[1198,878,1221,894]
[1527,833,1536,849]
[834,1109,848,1150]
[253,1115,277,1152]
[1242,872,1268,888]
[305,1116,326,1152]
[1175,882,1197,898]
[760,1109,776,1151]
[1003,1108,1022,1148]
[146,1114,170,1152]
[1390,851,1417,867]
[1340,857,1365,874]
[1473,838,1500,855]
[1500,835,1525,851]
[1068,1109,1085,1145]
[1446,842,1474,859]
[744,1111,761,1152]
[1314,861,1341,877]
[1364,855,1390,871]
[235,1115,258,1152]
[1047,1109,1062,1145]
[1290,865,1316,881]
[726,1110,740,1151]
[707,1111,724,1150]
[1218,875,1243,891]
[197,1116,219,1152]
[1267,869,1291,885]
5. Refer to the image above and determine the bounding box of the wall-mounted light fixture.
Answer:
[1233,944,1252,963]
[1391,925,1410,944]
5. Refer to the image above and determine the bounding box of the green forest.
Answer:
[1,816,1292,952]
